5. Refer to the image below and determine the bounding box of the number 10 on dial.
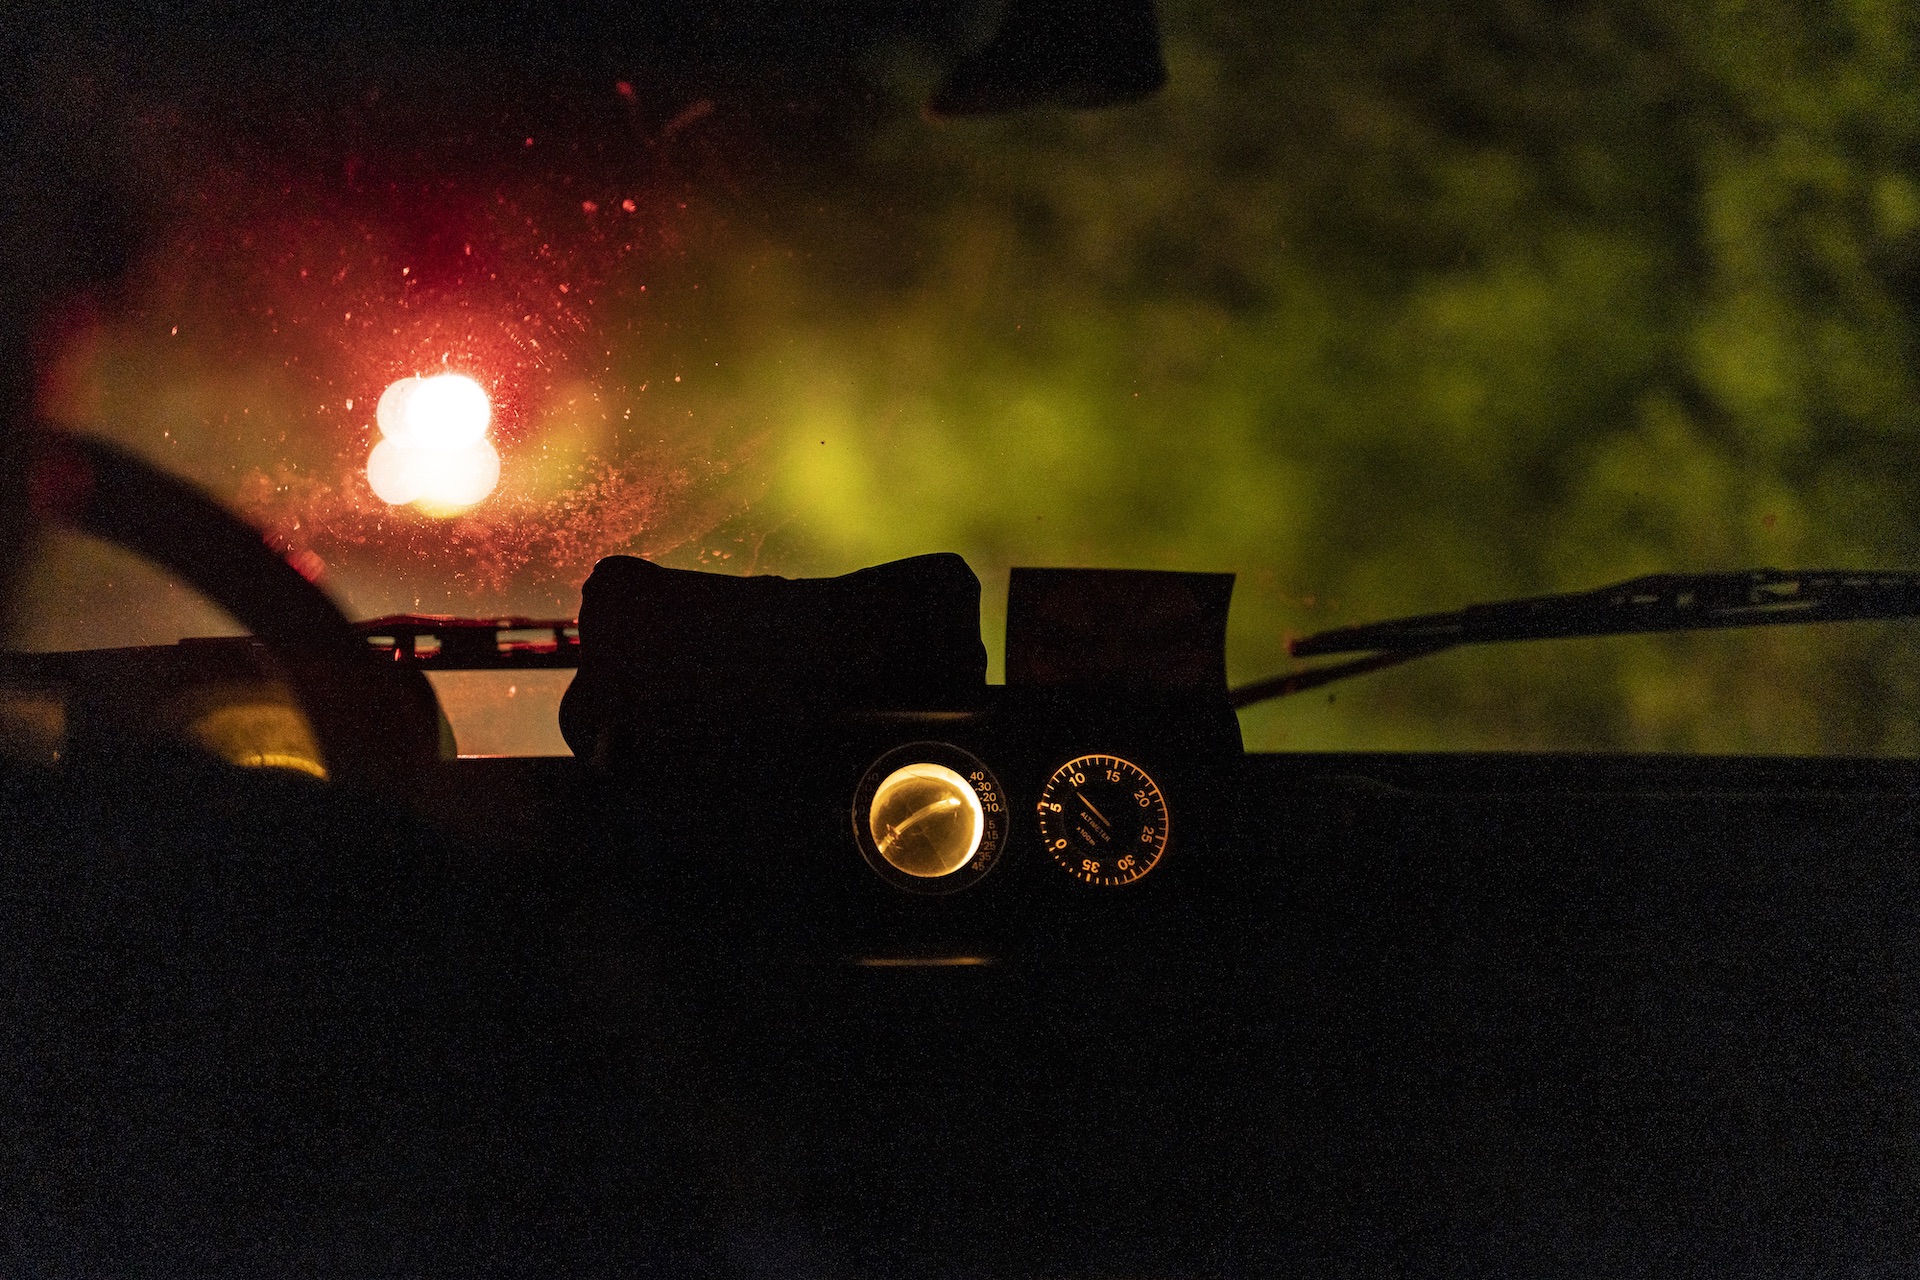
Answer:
[1037,754,1169,886]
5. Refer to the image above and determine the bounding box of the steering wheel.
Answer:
[16,427,442,792]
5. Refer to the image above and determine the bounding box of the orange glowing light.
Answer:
[366,373,500,515]
[869,762,984,878]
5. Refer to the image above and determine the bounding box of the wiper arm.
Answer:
[1230,569,1920,709]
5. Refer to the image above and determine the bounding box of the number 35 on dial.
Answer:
[1036,754,1170,886]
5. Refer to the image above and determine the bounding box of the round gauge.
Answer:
[1037,754,1169,886]
[853,742,1007,894]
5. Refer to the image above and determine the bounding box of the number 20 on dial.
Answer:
[1036,754,1169,886]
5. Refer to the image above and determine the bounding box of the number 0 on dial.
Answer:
[1037,754,1169,886]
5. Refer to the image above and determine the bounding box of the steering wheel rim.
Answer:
[18,427,442,791]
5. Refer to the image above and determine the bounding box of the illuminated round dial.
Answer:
[853,742,1007,894]
[1037,754,1169,886]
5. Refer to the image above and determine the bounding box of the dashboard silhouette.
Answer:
[5,434,1919,1275]
[5,4,1920,1276]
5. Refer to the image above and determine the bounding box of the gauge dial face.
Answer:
[1038,755,1169,886]
[853,742,1007,894]
[870,762,983,879]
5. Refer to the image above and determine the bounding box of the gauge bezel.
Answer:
[1037,753,1170,887]
[852,741,1008,894]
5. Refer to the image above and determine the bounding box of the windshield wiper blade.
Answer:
[1230,569,1920,709]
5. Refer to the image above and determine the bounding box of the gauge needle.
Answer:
[1078,793,1112,828]
[881,796,964,851]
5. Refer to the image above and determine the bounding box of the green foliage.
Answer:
[28,0,1920,754]
[674,0,1920,752]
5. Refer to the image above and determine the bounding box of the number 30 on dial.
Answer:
[1036,754,1169,886]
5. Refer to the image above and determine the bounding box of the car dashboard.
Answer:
[5,561,1920,1277]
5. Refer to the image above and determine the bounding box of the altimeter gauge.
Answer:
[1037,754,1169,886]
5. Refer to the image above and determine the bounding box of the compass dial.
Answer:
[853,742,1007,894]
[1037,754,1169,886]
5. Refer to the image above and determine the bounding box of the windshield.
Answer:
[12,2,1920,755]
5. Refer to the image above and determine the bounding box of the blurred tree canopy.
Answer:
[671,0,1920,752]
[23,0,1920,754]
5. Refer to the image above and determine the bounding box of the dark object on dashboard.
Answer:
[558,552,988,761]
[1006,566,1233,690]
[1004,565,1242,766]
[1,637,325,772]
[16,429,442,788]
[929,0,1167,114]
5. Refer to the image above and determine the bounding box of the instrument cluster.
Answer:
[853,739,1173,893]
[555,558,1241,905]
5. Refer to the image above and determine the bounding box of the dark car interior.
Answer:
[6,3,1920,1276]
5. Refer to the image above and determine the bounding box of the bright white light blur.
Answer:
[386,373,490,449]
[375,376,424,441]
[413,437,500,514]
[366,373,499,515]
[366,437,426,505]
